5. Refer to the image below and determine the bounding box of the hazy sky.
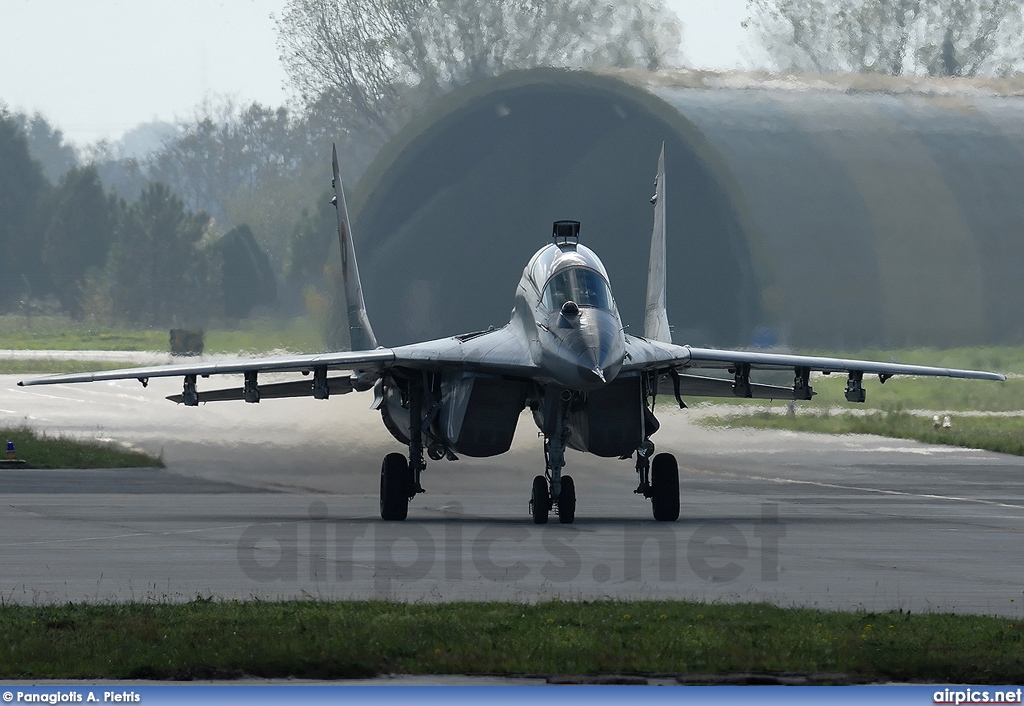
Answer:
[0,0,761,147]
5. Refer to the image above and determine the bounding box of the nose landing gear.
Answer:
[529,473,576,524]
[530,475,549,524]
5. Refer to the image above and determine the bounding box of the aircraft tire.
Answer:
[530,474,549,524]
[651,453,679,522]
[558,475,576,524]
[380,452,410,521]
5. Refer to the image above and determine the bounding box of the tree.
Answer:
[13,112,78,183]
[285,190,336,286]
[745,0,1024,77]
[213,224,277,318]
[0,109,49,309]
[40,166,115,316]
[105,183,218,328]
[276,0,683,140]
[144,101,334,274]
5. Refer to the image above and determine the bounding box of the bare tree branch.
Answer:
[276,0,682,140]
[746,0,1024,76]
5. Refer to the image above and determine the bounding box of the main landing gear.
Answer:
[380,447,427,521]
[380,376,428,521]
[380,453,412,521]
[634,445,680,521]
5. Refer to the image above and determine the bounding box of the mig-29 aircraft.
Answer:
[20,145,1005,524]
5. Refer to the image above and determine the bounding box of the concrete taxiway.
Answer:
[2,372,1023,614]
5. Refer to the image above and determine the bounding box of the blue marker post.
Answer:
[6,440,14,460]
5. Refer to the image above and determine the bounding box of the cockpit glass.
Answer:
[542,268,612,310]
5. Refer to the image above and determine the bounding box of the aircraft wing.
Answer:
[17,349,396,388]
[389,325,537,377]
[621,335,1004,402]
[17,326,539,402]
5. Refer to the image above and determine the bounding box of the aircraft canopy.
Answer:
[543,267,613,310]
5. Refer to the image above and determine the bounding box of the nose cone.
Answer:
[545,307,624,390]
[579,311,624,384]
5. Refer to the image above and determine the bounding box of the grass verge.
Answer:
[700,408,1024,456]
[793,375,1019,413]
[0,600,1021,682]
[0,425,162,468]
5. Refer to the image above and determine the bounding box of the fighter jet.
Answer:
[19,145,1005,524]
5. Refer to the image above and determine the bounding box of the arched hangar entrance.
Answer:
[349,69,769,348]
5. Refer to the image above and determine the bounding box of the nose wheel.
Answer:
[557,475,575,523]
[530,475,549,524]
[529,474,576,524]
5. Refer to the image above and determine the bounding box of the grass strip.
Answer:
[0,425,162,468]
[701,409,1024,456]
[0,600,1021,682]
[794,375,1020,413]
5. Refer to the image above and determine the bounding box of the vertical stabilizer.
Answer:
[332,144,378,350]
[643,143,672,343]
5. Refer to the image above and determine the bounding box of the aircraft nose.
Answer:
[576,309,624,386]
[543,306,625,389]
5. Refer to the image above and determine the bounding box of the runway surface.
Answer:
[3,372,1024,614]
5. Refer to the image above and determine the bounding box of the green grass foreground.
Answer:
[702,409,1024,456]
[0,425,162,468]
[0,600,1022,682]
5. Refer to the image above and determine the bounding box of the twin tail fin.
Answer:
[643,143,672,343]
[331,144,378,351]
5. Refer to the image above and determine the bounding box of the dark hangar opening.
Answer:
[352,72,763,348]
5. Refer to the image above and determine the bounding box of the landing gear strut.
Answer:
[633,439,655,496]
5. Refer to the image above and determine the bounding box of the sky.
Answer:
[0,0,762,148]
